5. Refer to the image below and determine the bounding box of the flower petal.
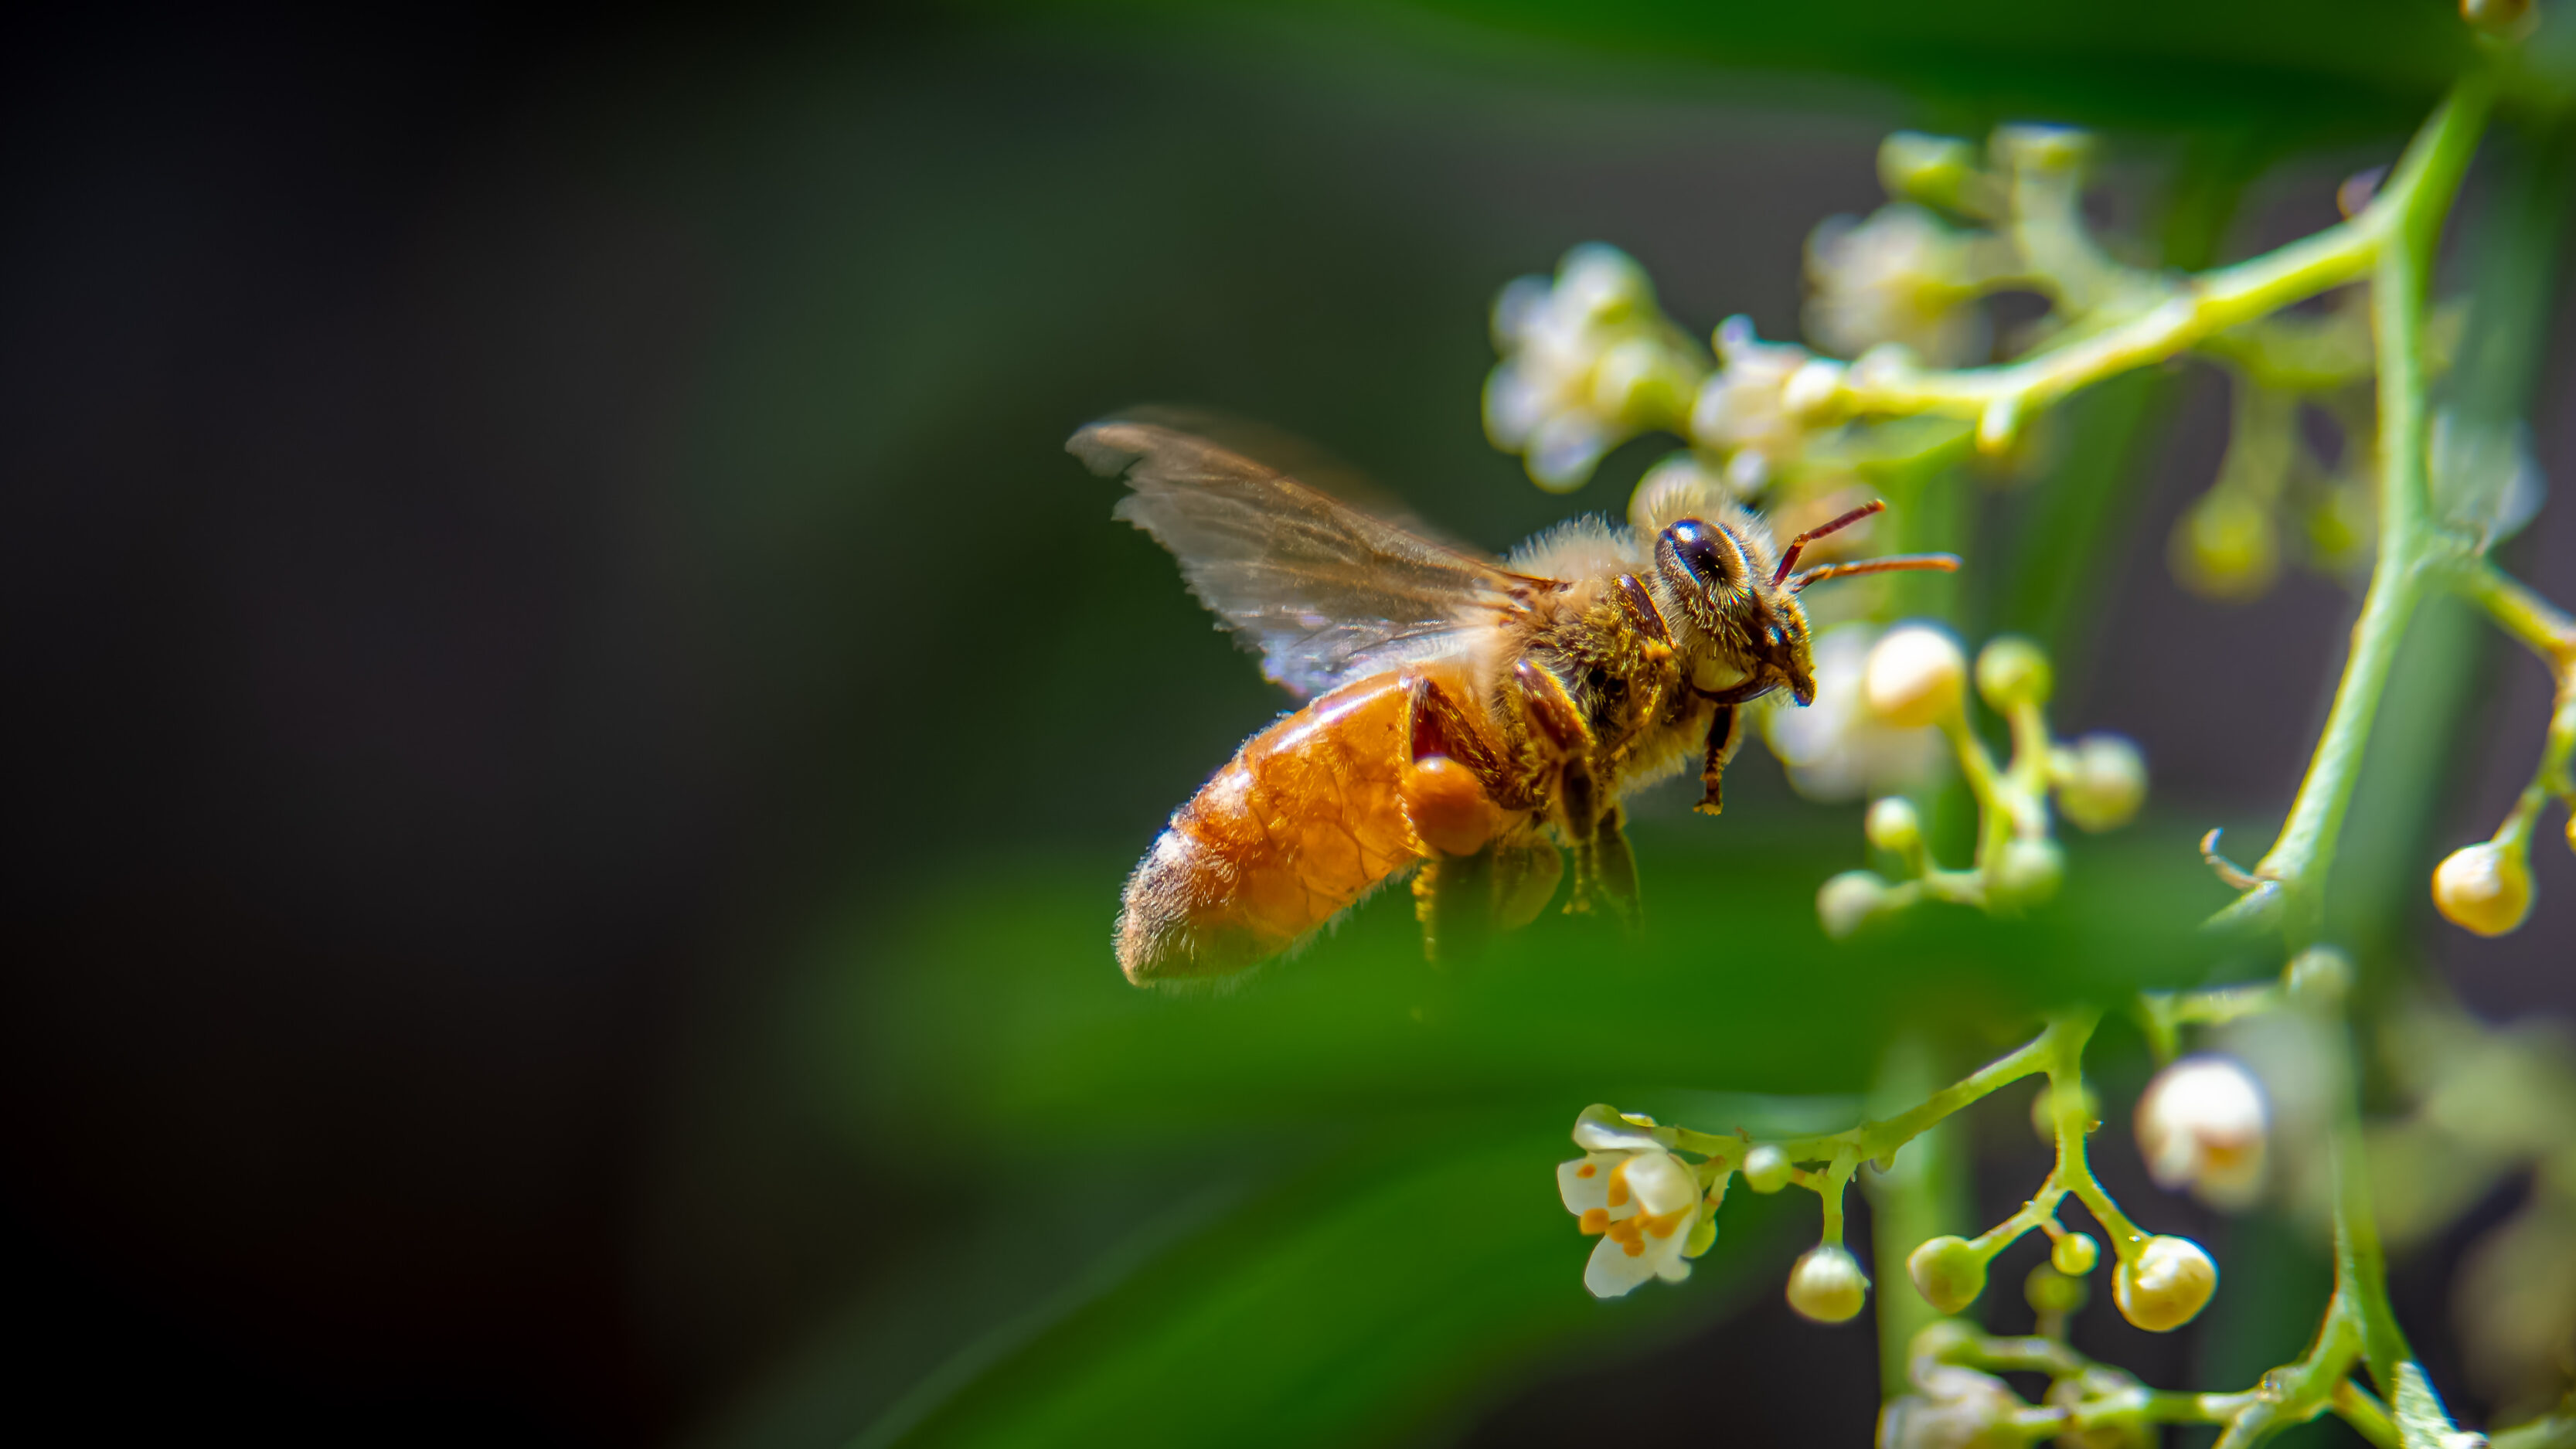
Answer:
[1583,1233,1661,1298]
[1572,1104,1663,1155]
[1625,1151,1699,1216]
[1557,1154,1619,1214]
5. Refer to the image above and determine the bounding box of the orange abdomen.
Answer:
[1118,671,1458,984]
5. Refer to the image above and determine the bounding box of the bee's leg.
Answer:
[1695,703,1744,816]
[1590,805,1641,926]
[1412,845,1496,963]
[1510,661,1602,912]
[1492,832,1564,929]
[1399,672,1509,859]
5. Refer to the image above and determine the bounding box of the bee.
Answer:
[1074,419,1956,985]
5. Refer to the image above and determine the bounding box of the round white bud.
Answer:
[1741,1144,1793,1195]
[1866,797,1922,855]
[2053,734,2148,833]
[2432,840,2534,937]
[2135,1054,2268,1210]
[1817,869,1894,940]
[1787,1243,1870,1323]
[1993,838,2064,909]
[2113,1235,2217,1332]
[1974,636,2053,710]
[2283,946,2353,1006]
[1863,625,1968,729]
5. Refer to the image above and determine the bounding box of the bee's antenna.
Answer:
[1771,499,1888,587]
[1790,553,1962,590]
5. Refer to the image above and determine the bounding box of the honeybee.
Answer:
[1074,419,1956,985]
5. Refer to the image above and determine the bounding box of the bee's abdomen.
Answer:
[1117,672,1424,984]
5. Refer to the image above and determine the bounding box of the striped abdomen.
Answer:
[1117,669,1500,984]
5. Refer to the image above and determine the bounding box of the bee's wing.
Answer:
[1072,420,1541,699]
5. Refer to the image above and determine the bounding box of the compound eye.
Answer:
[1663,519,1734,589]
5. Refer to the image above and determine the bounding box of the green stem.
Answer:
[2235,78,2493,945]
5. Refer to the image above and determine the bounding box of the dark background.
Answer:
[4,4,2570,1444]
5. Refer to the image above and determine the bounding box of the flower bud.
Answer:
[2283,945,2353,1007]
[1974,637,2052,710]
[2051,1231,2099,1277]
[2432,840,2534,937]
[1556,243,1653,321]
[1878,132,1986,214]
[1864,625,1968,729]
[1787,1243,1870,1323]
[1907,1235,1987,1315]
[1992,838,2064,909]
[1866,797,1922,855]
[1684,1210,1719,1259]
[1818,869,1894,940]
[2053,734,2148,833]
[2113,1236,2217,1332]
[2171,489,2279,601]
[1741,1144,1792,1194]
[2135,1054,2268,1210]
[1992,124,2094,176]
[2025,1263,2087,1318]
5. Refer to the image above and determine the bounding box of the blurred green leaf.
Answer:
[829,818,2233,1150]
[862,1124,1789,1449]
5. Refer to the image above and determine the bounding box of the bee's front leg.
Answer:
[1696,702,1743,816]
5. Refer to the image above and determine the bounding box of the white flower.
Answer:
[1557,1104,1704,1298]
[2135,1055,2268,1210]
[1688,317,1815,487]
[1762,624,1947,801]
[1485,246,1704,492]
[1805,204,2003,366]
[1877,1363,2027,1449]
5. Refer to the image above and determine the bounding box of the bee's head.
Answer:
[1653,500,1959,708]
[1653,515,1816,704]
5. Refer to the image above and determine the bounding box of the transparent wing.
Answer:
[1071,420,1539,698]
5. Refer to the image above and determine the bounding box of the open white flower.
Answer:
[1805,204,2006,366]
[1485,245,1704,492]
[1557,1104,1704,1298]
[1761,624,1947,801]
[1687,316,1817,489]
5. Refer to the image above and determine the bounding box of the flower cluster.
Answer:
[1813,628,2146,938]
[1558,1014,2223,1346]
[1497,61,2576,1449]
[1483,244,1708,492]
[2169,335,2392,601]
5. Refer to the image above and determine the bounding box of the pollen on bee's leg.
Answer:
[1399,754,1500,857]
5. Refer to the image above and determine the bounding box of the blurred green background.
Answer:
[3,2,2572,1445]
